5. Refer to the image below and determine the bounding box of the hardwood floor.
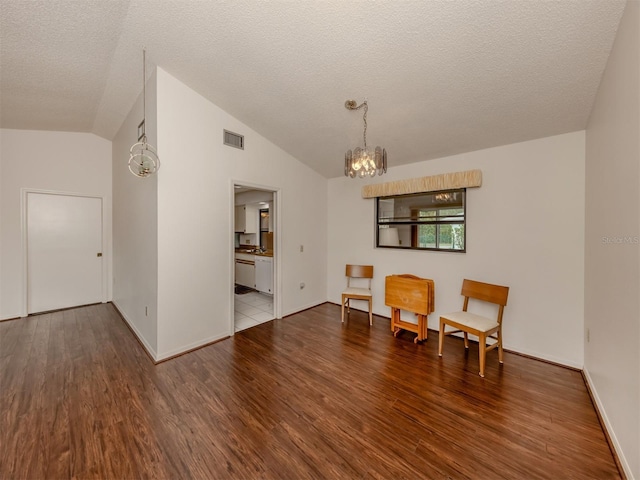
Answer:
[0,303,620,479]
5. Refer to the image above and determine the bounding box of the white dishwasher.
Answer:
[235,253,255,288]
[254,256,273,294]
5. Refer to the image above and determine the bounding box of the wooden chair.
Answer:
[341,265,374,325]
[438,279,509,377]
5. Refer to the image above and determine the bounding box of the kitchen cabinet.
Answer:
[235,204,258,234]
[255,256,273,294]
[235,253,255,288]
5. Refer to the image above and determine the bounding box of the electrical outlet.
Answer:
[300,245,304,253]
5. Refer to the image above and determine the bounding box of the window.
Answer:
[376,189,466,252]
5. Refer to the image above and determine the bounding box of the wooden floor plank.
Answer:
[0,303,621,479]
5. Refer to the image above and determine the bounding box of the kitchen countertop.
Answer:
[235,248,273,258]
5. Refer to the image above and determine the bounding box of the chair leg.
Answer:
[478,333,486,377]
[498,327,504,364]
[341,295,345,323]
[438,319,444,356]
[368,299,373,326]
[463,332,469,349]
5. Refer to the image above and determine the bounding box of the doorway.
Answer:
[26,191,104,314]
[233,184,278,333]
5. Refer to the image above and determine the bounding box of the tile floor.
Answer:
[234,290,274,332]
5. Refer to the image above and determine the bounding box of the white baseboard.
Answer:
[282,300,327,318]
[113,301,229,363]
[155,332,229,362]
[0,311,24,321]
[111,300,158,361]
[329,301,584,370]
[501,344,583,370]
[583,368,633,479]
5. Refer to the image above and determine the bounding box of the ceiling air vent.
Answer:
[224,129,244,150]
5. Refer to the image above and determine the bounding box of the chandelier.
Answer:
[128,48,160,178]
[344,99,387,178]
[435,192,456,202]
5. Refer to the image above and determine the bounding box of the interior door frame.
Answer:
[21,188,108,317]
[230,180,281,336]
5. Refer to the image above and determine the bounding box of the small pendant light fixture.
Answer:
[344,99,387,178]
[128,48,160,178]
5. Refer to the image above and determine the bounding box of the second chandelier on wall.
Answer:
[344,99,387,178]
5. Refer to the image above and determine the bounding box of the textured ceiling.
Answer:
[0,0,627,178]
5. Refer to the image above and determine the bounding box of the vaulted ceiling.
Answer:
[0,0,627,178]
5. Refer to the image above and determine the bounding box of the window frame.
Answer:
[375,188,466,253]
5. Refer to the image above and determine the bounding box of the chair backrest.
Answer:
[461,279,509,323]
[346,264,373,289]
[346,264,373,279]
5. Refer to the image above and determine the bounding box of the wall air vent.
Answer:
[224,129,244,150]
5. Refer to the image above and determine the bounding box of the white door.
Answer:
[27,192,103,314]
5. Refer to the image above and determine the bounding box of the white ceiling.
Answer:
[0,0,626,178]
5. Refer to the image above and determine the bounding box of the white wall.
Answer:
[328,131,586,367]
[111,70,159,356]
[155,68,327,359]
[585,0,639,477]
[0,129,112,320]
[235,190,273,205]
